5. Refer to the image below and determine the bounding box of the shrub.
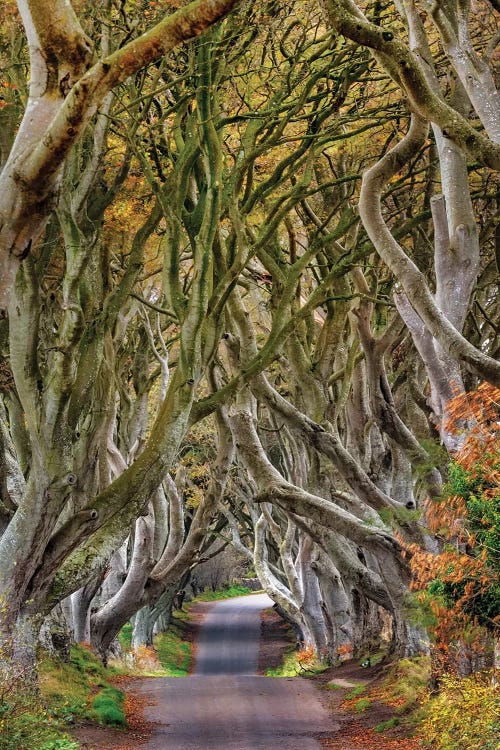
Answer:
[369,657,430,712]
[405,384,500,675]
[420,671,499,750]
[0,687,78,750]
[0,653,70,750]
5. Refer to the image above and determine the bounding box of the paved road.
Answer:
[195,592,271,675]
[134,593,337,749]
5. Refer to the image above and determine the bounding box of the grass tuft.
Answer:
[378,656,431,712]
[266,646,328,677]
[344,684,367,700]
[353,698,371,712]
[91,686,126,726]
[375,717,400,732]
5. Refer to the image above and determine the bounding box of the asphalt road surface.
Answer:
[134,593,337,749]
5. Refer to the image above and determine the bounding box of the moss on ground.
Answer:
[91,686,126,726]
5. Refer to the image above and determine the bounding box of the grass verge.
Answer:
[155,620,192,676]
[0,644,125,750]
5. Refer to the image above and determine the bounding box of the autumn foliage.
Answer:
[405,383,500,671]
[420,671,499,750]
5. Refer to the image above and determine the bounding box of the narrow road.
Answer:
[195,592,270,675]
[134,593,337,749]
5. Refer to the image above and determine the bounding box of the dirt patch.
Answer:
[258,605,294,673]
[309,661,420,750]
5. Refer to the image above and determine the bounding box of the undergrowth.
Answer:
[336,656,498,750]
[91,686,125,726]
[0,644,125,750]
[345,684,367,700]
[370,656,431,712]
[420,670,499,750]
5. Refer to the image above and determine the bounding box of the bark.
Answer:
[131,584,177,651]
[72,574,104,643]
[296,535,329,656]
[314,554,353,659]
[230,402,400,552]
[86,404,233,661]
[91,516,155,660]
[352,275,442,500]
[358,114,500,387]
[253,512,303,627]
[421,0,500,142]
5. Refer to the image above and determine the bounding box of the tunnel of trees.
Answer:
[0,0,498,677]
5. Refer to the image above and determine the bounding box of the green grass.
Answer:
[266,649,328,678]
[118,622,133,651]
[39,644,113,716]
[41,644,125,727]
[155,621,192,676]
[381,656,431,712]
[375,718,400,732]
[0,644,125,750]
[344,684,367,700]
[0,693,79,750]
[91,686,125,727]
[266,650,303,677]
[354,698,371,712]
